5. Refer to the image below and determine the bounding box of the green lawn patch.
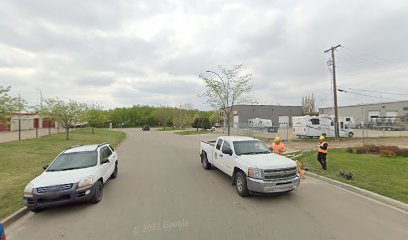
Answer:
[0,128,126,220]
[298,149,408,203]
[175,130,212,135]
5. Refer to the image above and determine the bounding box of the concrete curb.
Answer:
[0,207,29,227]
[0,130,129,227]
[305,171,408,213]
[116,130,128,150]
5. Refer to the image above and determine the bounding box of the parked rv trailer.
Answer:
[293,115,354,138]
[248,118,273,128]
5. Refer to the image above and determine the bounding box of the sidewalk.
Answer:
[0,128,61,143]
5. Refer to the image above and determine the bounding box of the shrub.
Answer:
[346,147,354,153]
[356,147,367,154]
[380,149,397,157]
[366,144,381,154]
[353,144,407,157]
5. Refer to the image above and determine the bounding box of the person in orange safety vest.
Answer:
[270,137,286,155]
[317,135,329,170]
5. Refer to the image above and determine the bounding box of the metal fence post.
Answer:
[18,119,21,141]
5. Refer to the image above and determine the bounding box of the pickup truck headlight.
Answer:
[24,183,34,197]
[78,176,94,189]
[248,167,262,179]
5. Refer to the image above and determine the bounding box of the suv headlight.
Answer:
[24,183,34,197]
[78,176,94,189]
[248,167,262,179]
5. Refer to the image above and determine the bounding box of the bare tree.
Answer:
[302,94,317,115]
[199,65,254,136]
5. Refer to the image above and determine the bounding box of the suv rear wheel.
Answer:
[110,163,118,179]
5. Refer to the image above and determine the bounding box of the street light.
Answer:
[36,88,43,110]
[205,70,228,131]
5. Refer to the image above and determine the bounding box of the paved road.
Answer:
[7,129,408,240]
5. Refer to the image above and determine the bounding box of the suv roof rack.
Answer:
[96,142,107,150]
[69,144,83,149]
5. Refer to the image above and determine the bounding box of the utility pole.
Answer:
[324,44,342,139]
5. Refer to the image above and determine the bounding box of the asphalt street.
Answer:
[7,129,408,240]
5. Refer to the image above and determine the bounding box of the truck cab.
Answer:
[200,136,300,197]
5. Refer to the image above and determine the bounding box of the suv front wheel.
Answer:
[90,181,103,204]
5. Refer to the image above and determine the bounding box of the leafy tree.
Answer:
[153,107,172,130]
[192,117,201,131]
[0,86,26,125]
[86,104,109,134]
[201,117,212,130]
[42,98,87,140]
[199,65,254,135]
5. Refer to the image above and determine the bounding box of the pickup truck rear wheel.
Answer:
[201,153,211,170]
[235,171,249,197]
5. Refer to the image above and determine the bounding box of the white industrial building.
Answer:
[319,100,408,125]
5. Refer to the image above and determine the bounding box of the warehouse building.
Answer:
[221,104,303,129]
[0,113,56,131]
[319,100,408,124]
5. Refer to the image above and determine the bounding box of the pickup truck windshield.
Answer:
[233,140,271,156]
[47,151,97,171]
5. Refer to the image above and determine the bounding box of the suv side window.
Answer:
[222,141,232,154]
[216,139,223,150]
[99,146,107,163]
[105,146,113,157]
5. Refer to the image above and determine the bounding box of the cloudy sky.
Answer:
[1,0,408,110]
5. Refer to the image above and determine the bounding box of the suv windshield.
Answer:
[47,151,97,171]
[233,140,271,156]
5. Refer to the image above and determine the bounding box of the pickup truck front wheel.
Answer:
[235,171,249,197]
[201,153,211,170]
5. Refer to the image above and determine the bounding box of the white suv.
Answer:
[23,143,118,212]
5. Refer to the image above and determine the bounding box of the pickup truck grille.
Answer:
[263,167,297,180]
[37,184,73,193]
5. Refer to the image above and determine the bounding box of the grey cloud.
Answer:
[1,0,408,110]
[76,77,113,87]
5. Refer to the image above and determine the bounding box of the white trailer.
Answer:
[293,115,354,138]
[248,118,273,128]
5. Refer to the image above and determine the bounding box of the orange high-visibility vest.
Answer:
[318,142,328,154]
[273,143,286,155]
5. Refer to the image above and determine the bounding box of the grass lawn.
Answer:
[0,128,126,220]
[175,130,212,135]
[298,149,408,203]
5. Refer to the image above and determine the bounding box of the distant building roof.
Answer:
[319,100,408,110]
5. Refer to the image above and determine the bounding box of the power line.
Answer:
[348,88,408,96]
[338,89,405,101]
[341,46,394,65]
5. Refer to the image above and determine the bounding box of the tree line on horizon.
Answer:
[1,86,220,139]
